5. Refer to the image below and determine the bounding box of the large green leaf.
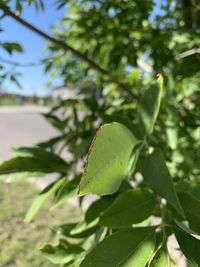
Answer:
[99,188,156,228]
[0,147,68,181]
[141,148,184,217]
[178,192,200,234]
[174,225,200,266]
[79,122,136,196]
[80,227,155,267]
[137,75,163,136]
[25,178,65,222]
[0,157,53,174]
[14,146,67,171]
[117,239,155,267]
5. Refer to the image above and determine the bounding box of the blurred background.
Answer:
[0,0,200,266]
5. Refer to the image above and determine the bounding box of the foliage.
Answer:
[1,0,200,266]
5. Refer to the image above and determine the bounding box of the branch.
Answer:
[176,48,200,60]
[0,56,43,67]
[0,12,6,20]
[3,8,136,98]
[0,53,65,67]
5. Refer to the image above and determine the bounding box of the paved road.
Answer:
[0,106,58,161]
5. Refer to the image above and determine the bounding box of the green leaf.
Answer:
[56,198,113,240]
[137,75,163,136]
[0,147,69,180]
[85,197,114,224]
[37,135,63,149]
[79,122,136,196]
[99,188,156,228]
[141,148,184,217]
[51,177,80,209]
[100,113,140,138]
[58,223,99,239]
[0,148,68,181]
[2,42,23,54]
[125,142,144,177]
[174,225,200,266]
[14,147,66,168]
[14,147,67,171]
[10,74,22,88]
[43,113,67,130]
[69,197,113,237]
[149,246,170,267]
[173,220,200,240]
[166,122,178,150]
[178,192,200,234]
[0,156,64,180]
[41,239,84,264]
[117,180,132,193]
[15,0,22,14]
[80,227,155,267]
[69,219,99,236]
[25,178,65,222]
[62,256,85,267]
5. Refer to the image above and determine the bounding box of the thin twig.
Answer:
[0,53,65,67]
[0,57,44,67]
[176,48,200,60]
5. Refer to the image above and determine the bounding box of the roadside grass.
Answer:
[0,181,81,267]
[0,98,21,106]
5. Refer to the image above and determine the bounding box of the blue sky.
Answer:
[0,1,65,96]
